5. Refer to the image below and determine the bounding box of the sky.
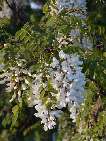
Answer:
[30,2,42,9]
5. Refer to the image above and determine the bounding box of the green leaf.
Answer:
[11,105,19,127]
[103,52,106,57]
[2,113,11,128]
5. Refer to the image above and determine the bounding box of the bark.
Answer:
[5,0,29,26]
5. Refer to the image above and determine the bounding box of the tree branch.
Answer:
[5,0,16,10]
[5,0,12,9]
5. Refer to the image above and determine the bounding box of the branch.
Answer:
[5,0,12,9]
[5,0,16,10]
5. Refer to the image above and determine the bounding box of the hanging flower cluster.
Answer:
[31,50,85,130]
[30,73,62,131]
[57,0,87,15]
[0,60,32,102]
[56,0,93,49]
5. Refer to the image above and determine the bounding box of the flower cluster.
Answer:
[31,50,85,130]
[57,0,86,14]
[56,0,93,49]
[30,73,61,131]
[50,50,85,121]
[0,60,32,102]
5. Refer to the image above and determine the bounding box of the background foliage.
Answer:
[0,0,106,141]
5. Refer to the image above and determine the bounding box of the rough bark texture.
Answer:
[0,1,11,18]
[5,0,29,26]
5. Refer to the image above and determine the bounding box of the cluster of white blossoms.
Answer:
[31,50,85,131]
[30,73,62,131]
[0,60,31,102]
[56,0,93,49]
[57,0,86,16]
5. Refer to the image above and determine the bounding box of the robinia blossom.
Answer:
[0,60,32,102]
[31,50,85,131]
[56,0,93,49]
[57,0,86,16]
[30,73,62,131]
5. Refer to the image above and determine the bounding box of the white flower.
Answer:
[61,61,68,72]
[15,77,19,82]
[51,57,59,68]
[57,0,86,10]
[25,79,30,85]
[31,50,85,130]
[18,90,21,96]
[28,72,32,76]
[71,55,83,66]
[69,102,78,122]
[1,65,32,102]
[56,0,93,49]
[14,86,18,90]
[4,44,7,47]
[59,50,66,59]
[9,93,16,102]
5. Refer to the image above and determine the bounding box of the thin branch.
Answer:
[5,0,16,10]
[5,0,13,9]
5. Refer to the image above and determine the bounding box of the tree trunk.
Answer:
[5,0,30,26]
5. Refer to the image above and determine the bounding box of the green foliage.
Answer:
[11,105,19,127]
[0,0,106,141]
[0,18,11,43]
